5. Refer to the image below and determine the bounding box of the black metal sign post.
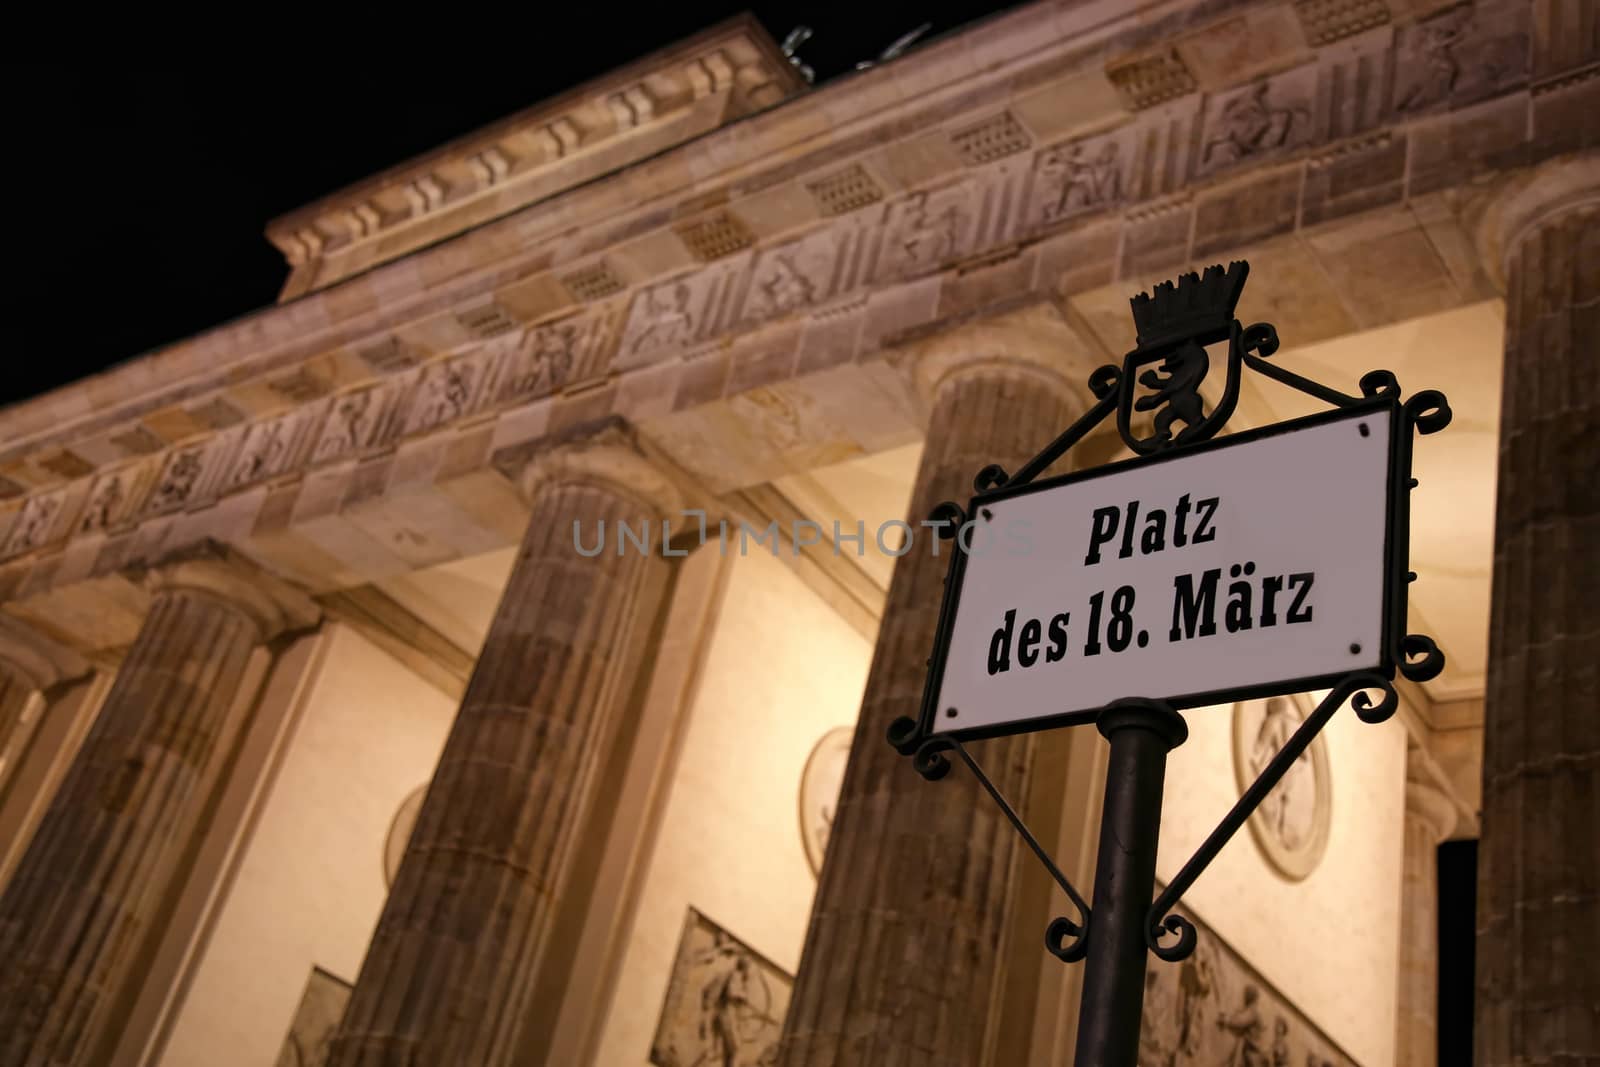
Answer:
[886,261,1451,1065]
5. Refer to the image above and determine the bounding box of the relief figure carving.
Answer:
[413,363,473,430]
[893,190,968,272]
[79,476,124,533]
[233,419,288,486]
[629,282,696,355]
[324,390,373,459]
[8,495,62,553]
[507,322,577,399]
[1394,5,1526,112]
[751,252,817,316]
[1397,6,1471,111]
[1203,82,1308,168]
[152,451,204,510]
[1034,139,1124,223]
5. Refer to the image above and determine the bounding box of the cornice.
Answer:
[266,16,807,295]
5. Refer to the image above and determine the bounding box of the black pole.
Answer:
[1072,697,1188,1066]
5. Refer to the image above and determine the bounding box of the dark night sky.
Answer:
[5,5,1022,411]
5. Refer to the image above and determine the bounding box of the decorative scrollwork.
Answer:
[1240,321,1279,359]
[1392,632,1445,684]
[1404,389,1452,435]
[973,464,1010,492]
[926,500,967,536]
[1147,913,1198,962]
[1349,673,1399,723]
[913,738,955,780]
[886,714,922,756]
[1047,914,1090,963]
[1145,672,1397,964]
[1087,364,1121,399]
[1359,369,1402,399]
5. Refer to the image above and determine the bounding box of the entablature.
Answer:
[0,0,1592,641]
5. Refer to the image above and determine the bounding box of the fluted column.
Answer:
[777,354,1082,1067]
[1475,159,1599,1065]
[0,664,30,764]
[1395,752,1457,1067]
[0,543,316,1065]
[0,617,90,770]
[328,424,684,1067]
[0,618,93,885]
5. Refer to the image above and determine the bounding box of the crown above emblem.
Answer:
[1129,261,1249,347]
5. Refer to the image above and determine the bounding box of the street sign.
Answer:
[886,259,1450,1067]
[927,400,1401,739]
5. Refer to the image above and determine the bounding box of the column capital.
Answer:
[1475,151,1600,292]
[134,539,320,643]
[494,416,694,518]
[0,614,90,693]
[1404,753,1459,845]
[892,301,1098,412]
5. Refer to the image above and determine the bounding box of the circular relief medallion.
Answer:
[799,726,854,876]
[383,785,427,888]
[1231,695,1331,882]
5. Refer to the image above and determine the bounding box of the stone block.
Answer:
[1306,208,1460,327]
[1192,167,1304,257]
[612,360,683,423]
[725,327,802,396]
[1177,7,1312,91]
[1301,132,1408,226]
[1532,70,1600,156]
[1407,93,1532,197]
[860,276,942,353]
[546,382,619,438]
[1118,199,1194,282]
[1033,218,1120,299]
[795,300,867,377]
[488,397,555,456]
[936,250,1039,320]
[1230,236,1357,345]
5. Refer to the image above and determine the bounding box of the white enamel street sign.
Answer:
[931,405,1396,736]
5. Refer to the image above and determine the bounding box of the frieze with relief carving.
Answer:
[741,224,872,324]
[228,405,326,490]
[1196,67,1316,178]
[311,378,411,465]
[403,357,484,437]
[3,491,65,556]
[1393,2,1529,114]
[77,470,129,535]
[618,255,751,368]
[0,1,1568,567]
[499,309,618,403]
[876,182,978,279]
[145,446,210,516]
[1026,127,1133,228]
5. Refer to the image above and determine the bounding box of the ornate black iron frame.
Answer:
[884,259,1451,979]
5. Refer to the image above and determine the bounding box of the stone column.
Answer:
[1395,751,1457,1067]
[1475,160,1599,1065]
[0,617,90,767]
[0,543,316,1066]
[0,667,27,758]
[777,354,1082,1067]
[328,424,684,1067]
